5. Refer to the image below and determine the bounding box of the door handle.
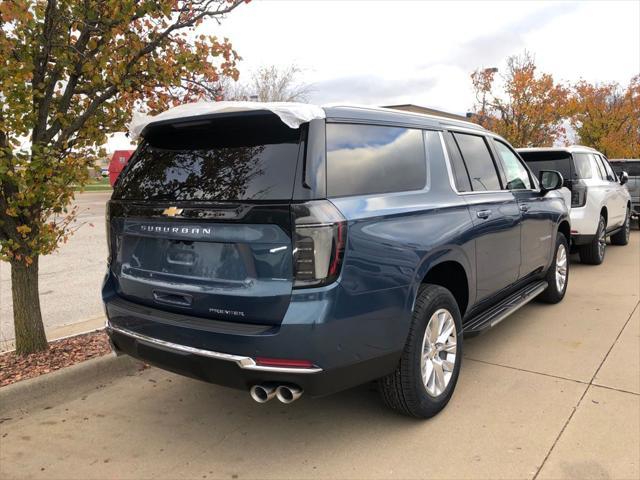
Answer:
[519,204,529,212]
[476,209,492,219]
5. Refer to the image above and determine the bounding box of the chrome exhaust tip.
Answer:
[250,384,276,403]
[276,385,303,404]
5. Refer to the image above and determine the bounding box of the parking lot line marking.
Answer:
[466,357,639,397]
[532,299,640,480]
[464,357,589,386]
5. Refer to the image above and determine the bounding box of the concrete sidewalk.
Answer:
[0,316,105,353]
[1,232,638,479]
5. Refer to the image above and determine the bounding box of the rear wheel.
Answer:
[539,233,569,304]
[579,216,606,265]
[611,208,630,245]
[379,284,462,418]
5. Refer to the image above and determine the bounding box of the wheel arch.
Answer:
[416,256,471,318]
[558,219,570,242]
[600,206,608,224]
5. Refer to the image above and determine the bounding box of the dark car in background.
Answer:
[610,159,640,227]
[103,104,570,418]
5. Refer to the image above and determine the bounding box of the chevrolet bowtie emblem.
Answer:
[162,206,184,217]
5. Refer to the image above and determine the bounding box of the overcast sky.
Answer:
[108,0,640,151]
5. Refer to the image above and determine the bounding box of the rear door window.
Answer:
[590,154,606,179]
[593,154,615,181]
[572,153,594,179]
[600,156,618,181]
[326,123,426,197]
[114,114,302,201]
[493,140,532,190]
[452,132,501,191]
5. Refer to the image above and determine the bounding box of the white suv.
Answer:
[518,146,631,264]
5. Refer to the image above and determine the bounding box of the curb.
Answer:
[0,354,143,417]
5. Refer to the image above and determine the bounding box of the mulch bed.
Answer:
[0,330,112,388]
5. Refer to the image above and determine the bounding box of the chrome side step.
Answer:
[463,281,548,336]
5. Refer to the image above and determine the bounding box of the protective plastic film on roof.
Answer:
[128,101,326,140]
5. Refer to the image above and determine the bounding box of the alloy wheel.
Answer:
[555,243,568,292]
[421,308,457,397]
[598,221,606,259]
[625,211,630,242]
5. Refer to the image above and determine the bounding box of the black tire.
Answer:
[379,284,462,418]
[610,208,630,245]
[579,215,606,265]
[538,232,569,304]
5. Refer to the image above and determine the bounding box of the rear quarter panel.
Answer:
[328,131,475,356]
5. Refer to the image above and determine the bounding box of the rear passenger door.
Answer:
[490,138,553,277]
[444,131,521,302]
[593,154,624,228]
[600,155,626,227]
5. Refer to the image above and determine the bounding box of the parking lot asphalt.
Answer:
[0,192,110,349]
[1,233,638,479]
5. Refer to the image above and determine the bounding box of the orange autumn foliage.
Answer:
[570,76,639,158]
[471,52,571,148]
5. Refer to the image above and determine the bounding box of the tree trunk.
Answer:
[11,256,48,354]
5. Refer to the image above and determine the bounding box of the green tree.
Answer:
[0,0,245,354]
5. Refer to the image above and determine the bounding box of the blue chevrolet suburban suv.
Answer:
[103,104,570,418]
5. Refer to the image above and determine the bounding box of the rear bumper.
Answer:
[107,323,397,397]
[108,322,322,374]
[103,273,407,397]
[569,207,597,237]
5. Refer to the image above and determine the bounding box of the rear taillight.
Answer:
[255,357,315,369]
[571,182,587,207]
[292,200,347,288]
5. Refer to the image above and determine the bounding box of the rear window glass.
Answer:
[518,151,576,180]
[326,124,426,197]
[113,113,301,201]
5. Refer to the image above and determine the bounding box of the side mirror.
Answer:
[539,170,564,193]
[620,171,629,185]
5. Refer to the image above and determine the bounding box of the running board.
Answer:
[463,281,548,336]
